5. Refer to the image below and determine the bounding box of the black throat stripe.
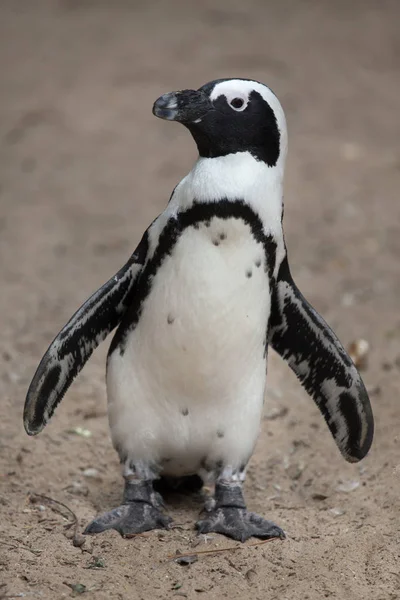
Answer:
[109,199,278,357]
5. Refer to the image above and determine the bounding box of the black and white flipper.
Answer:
[269,256,374,463]
[23,232,149,436]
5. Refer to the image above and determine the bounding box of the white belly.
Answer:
[107,217,271,477]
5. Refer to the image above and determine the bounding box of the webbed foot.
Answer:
[84,502,172,536]
[84,479,172,537]
[196,507,284,542]
[195,482,285,542]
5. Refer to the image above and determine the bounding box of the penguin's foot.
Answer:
[84,502,172,536]
[84,479,172,537]
[196,507,284,542]
[195,482,285,543]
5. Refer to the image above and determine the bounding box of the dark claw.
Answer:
[196,507,285,542]
[84,502,172,537]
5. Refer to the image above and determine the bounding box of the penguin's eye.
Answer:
[230,97,245,110]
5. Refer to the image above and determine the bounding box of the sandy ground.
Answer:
[1,1,399,599]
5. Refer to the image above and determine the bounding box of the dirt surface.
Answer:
[1,1,399,599]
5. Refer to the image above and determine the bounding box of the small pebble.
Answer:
[341,292,355,307]
[66,481,89,496]
[286,462,305,481]
[9,372,21,383]
[311,493,329,501]
[254,484,266,492]
[366,385,381,397]
[83,468,99,478]
[264,406,288,420]
[329,508,346,517]
[175,554,198,566]
[348,339,369,370]
[66,583,86,594]
[245,568,258,584]
[73,534,86,548]
[336,480,360,493]
[68,427,92,438]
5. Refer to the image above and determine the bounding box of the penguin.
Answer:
[24,78,374,542]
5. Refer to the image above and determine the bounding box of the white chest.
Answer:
[107,151,285,475]
[107,216,272,474]
[137,216,271,393]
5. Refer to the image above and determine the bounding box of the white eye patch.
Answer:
[224,92,249,112]
[210,85,250,112]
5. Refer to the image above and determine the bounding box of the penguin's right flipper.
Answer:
[23,231,149,436]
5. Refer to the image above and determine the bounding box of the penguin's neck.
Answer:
[171,151,284,234]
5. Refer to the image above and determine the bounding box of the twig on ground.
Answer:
[167,536,279,561]
[29,492,79,543]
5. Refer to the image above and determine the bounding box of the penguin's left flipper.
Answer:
[268,256,374,463]
[23,231,149,436]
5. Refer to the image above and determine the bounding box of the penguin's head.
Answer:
[153,78,287,168]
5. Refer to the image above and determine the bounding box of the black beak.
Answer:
[152,89,212,123]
